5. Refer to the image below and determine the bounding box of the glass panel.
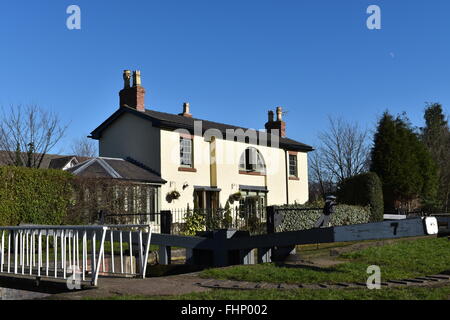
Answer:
[289,154,298,177]
[240,147,266,173]
[180,137,193,167]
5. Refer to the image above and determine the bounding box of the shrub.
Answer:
[0,167,157,226]
[275,204,371,232]
[337,172,384,222]
[181,208,206,236]
[0,166,74,226]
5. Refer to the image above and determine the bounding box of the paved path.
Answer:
[46,272,209,300]
[43,271,450,300]
[196,273,450,290]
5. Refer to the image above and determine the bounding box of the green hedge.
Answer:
[275,204,371,232]
[0,166,74,226]
[336,172,384,222]
[0,166,159,226]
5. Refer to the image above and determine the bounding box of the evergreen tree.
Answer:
[420,103,450,211]
[370,112,438,211]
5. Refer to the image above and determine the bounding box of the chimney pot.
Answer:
[268,110,274,122]
[265,107,286,138]
[119,69,146,112]
[179,102,192,118]
[123,70,131,88]
[276,107,283,121]
[133,70,142,87]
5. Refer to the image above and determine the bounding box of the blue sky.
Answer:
[1,0,449,154]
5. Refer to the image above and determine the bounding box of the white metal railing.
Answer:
[0,224,152,286]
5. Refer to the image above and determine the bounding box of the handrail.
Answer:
[0,224,152,286]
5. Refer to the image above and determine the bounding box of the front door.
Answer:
[194,190,220,211]
[194,190,220,230]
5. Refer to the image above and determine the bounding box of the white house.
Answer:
[89,70,313,214]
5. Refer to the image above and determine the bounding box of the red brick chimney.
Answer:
[265,107,286,138]
[119,70,146,112]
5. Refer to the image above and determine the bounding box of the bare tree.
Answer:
[309,151,335,201]
[70,136,98,157]
[0,105,68,168]
[309,116,370,199]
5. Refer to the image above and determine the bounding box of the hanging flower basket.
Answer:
[166,190,181,202]
[228,192,242,204]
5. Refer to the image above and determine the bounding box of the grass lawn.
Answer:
[82,237,450,301]
[87,284,450,300]
[200,237,450,284]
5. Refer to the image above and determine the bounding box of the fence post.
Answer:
[267,206,297,262]
[160,210,172,234]
[159,210,172,265]
[266,206,275,234]
[257,206,275,263]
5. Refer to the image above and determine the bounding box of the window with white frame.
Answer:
[180,137,193,167]
[289,153,298,177]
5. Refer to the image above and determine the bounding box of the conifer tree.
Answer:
[421,103,450,211]
[370,112,438,211]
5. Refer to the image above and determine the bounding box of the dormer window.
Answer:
[239,147,266,174]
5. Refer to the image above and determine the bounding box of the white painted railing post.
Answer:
[54,230,58,278]
[14,231,18,274]
[46,233,49,276]
[129,231,133,273]
[141,227,152,278]
[7,232,11,273]
[29,231,33,275]
[92,231,96,275]
[119,231,123,274]
[38,230,42,276]
[82,230,87,281]
[92,227,107,286]
[0,231,4,273]
[110,231,114,274]
[62,230,66,279]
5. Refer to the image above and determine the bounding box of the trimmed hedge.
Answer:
[0,166,159,226]
[0,166,74,226]
[337,172,384,222]
[275,204,371,232]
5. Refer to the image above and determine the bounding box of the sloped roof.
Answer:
[0,151,68,169]
[90,106,314,152]
[66,157,166,184]
[48,156,92,170]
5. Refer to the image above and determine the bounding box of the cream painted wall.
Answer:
[97,112,309,210]
[98,112,161,173]
[159,129,212,211]
[287,152,309,205]
[159,128,309,210]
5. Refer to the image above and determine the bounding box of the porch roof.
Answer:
[194,186,222,192]
[239,185,269,193]
[66,157,166,184]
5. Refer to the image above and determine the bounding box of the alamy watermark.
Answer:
[170,121,283,175]
[65,5,381,31]
[66,5,81,30]
[66,265,82,290]
[367,5,381,30]
[366,265,381,290]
